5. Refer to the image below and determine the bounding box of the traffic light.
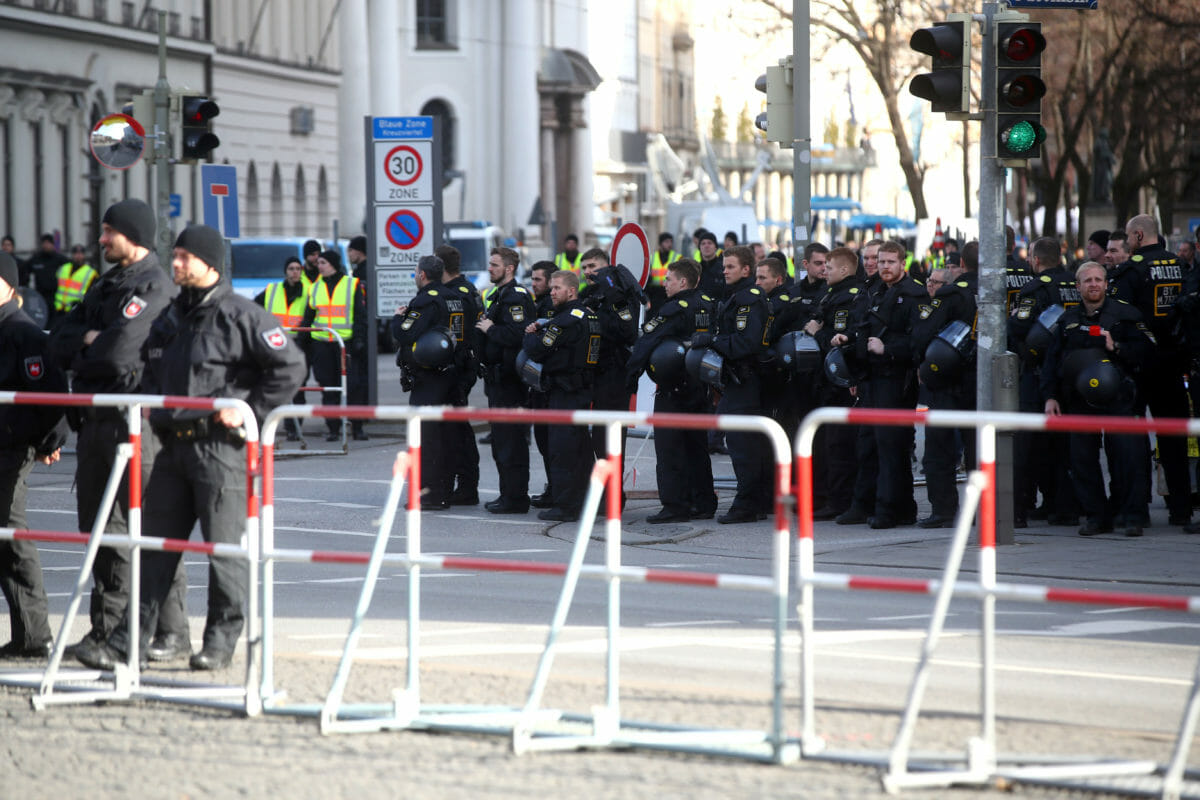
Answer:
[909,14,971,114]
[754,57,793,148]
[120,90,155,134]
[995,21,1046,163]
[179,95,219,161]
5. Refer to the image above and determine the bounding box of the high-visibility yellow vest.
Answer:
[649,250,679,285]
[482,286,498,309]
[309,275,358,342]
[786,256,795,279]
[554,252,582,273]
[54,262,98,311]
[264,282,307,331]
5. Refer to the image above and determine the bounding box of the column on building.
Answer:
[0,86,13,241]
[539,95,558,247]
[45,92,75,242]
[337,0,370,235]
[502,0,539,237]
[368,0,400,116]
[14,90,43,246]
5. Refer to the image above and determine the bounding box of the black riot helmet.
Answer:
[515,349,547,391]
[774,330,822,373]
[823,346,860,388]
[648,338,687,387]
[411,328,455,369]
[1023,304,1066,363]
[919,320,975,390]
[1074,357,1123,410]
[684,346,724,388]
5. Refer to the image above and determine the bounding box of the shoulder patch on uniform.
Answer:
[618,306,633,321]
[1040,274,1052,283]
[1131,255,1143,262]
[644,317,661,333]
[1116,299,1130,305]
[510,305,525,322]
[458,285,469,293]
[122,295,147,319]
[749,288,761,295]
[428,289,438,296]
[679,300,688,308]
[780,294,790,301]
[400,311,420,330]
[23,356,44,380]
[849,287,858,294]
[956,281,968,288]
[262,327,288,350]
[570,308,585,318]
[514,286,528,294]
[701,294,713,301]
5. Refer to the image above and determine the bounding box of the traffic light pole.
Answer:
[153,10,172,265]
[977,2,1016,545]
[791,0,811,256]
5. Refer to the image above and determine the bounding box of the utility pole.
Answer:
[153,10,172,265]
[791,0,811,258]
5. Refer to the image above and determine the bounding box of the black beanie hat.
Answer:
[174,224,225,273]
[102,199,156,248]
[303,239,322,257]
[320,249,343,273]
[699,231,718,245]
[348,235,367,253]
[0,252,18,290]
[1088,229,1110,249]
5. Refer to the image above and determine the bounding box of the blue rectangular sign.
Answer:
[200,164,240,239]
[168,193,181,218]
[373,116,433,140]
[1007,0,1096,7]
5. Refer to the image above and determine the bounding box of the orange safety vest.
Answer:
[54,262,98,312]
[264,282,307,331]
[649,249,679,285]
[309,274,358,342]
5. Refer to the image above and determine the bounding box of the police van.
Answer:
[443,221,512,291]
[228,237,348,300]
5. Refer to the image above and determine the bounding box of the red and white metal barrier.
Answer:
[795,407,1200,798]
[282,326,348,455]
[259,403,799,762]
[0,391,261,716]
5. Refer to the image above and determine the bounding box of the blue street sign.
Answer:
[373,116,433,140]
[1007,0,1096,7]
[168,193,181,218]
[200,164,240,238]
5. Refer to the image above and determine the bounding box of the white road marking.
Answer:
[872,614,951,622]
[26,508,76,514]
[274,525,395,539]
[433,514,533,526]
[274,477,392,484]
[289,632,384,640]
[647,620,739,628]
[477,548,556,554]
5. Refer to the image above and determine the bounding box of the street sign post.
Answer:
[200,164,240,238]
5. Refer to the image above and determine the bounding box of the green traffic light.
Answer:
[1001,120,1044,155]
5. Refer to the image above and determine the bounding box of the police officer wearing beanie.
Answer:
[74,224,305,672]
[1009,237,1080,527]
[47,199,191,661]
[437,244,484,506]
[297,248,369,441]
[392,255,460,510]
[1042,261,1156,538]
[0,252,69,659]
[626,258,717,523]
[522,270,599,522]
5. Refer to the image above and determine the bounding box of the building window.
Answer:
[121,2,134,26]
[420,99,454,173]
[190,15,203,40]
[270,162,283,233]
[93,0,107,21]
[294,164,307,236]
[168,11,180,36]
[245,161,259,236]
[416,0,453,50]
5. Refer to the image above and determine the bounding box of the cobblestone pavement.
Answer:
[1,653,1174,799]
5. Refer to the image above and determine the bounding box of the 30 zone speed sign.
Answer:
[385,145,422,186]
[374,140,432,203]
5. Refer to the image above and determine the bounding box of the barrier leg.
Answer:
[770,460,793,763]
[35,443,134,705]
[405,416,421,708]
[512,459,614,753]
[978,425,998,772]
[603,422,623,737]
[243,438,262,717]
[125,405,142,691]
[319,449,412,734]
[795,436,820,753]
[260,429,279,704]
[882,472,989,792]
[1160,648,1200,800]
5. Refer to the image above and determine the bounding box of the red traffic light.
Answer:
[181,97,219,123]
[910,22,967,66]
[999,74,1045,109]
[999,26,1045,65]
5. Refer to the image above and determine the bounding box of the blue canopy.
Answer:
[810,195,862,211]
[844,213,915,230]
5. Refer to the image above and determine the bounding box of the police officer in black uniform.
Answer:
[392,255,460,510]
[522,270,598,522]
[838,240,925,529]
[527,261,558,508]
[579,248,643,501]
[0,252,68,659]
[912,241,979,528]
[693,245,772,524]
[696,231,725,299]
[47,199,190,661]
[1042,261,1156,538]
[75,224,306,671]
[805,247,867,520]
[477,246,537,513]
[1005,225,1033,314]
[1009,236,1080,527]
[1111,215,1191,527]
[436,245,484,506]
[627,258,717,523]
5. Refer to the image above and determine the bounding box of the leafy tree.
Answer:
[737,102,756,142]
[710,96,728,143]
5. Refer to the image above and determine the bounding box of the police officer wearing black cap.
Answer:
[74,224,306,672]
[696,231,725,298]
[1009,236,1080,527]
[48,198,190,661]
[807,247,868,520]
[912,241,979,528]
[392,255,460,510]
[627,258,717,523]
[1042,261,1156,538]
[477,246,537,513]
[522,270,599,522]
[437,244,485,506]
[693,245,771,524]
[1112,215,1192,528]
[0,252,68,659]
[841,240,925,529]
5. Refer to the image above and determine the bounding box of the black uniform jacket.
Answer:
[1040,298,1156,404]
[392,283,451,369]
[913,271,977,362]
[848,275,926,376]
[482,279,536,372]
[0,298,68,456]
[49,252,177,393]
[627,288,705,381]
[141,281,306,428]
[522,298,595,379]
[711,277,769,363]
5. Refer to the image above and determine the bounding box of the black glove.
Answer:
[692,332,714,349]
